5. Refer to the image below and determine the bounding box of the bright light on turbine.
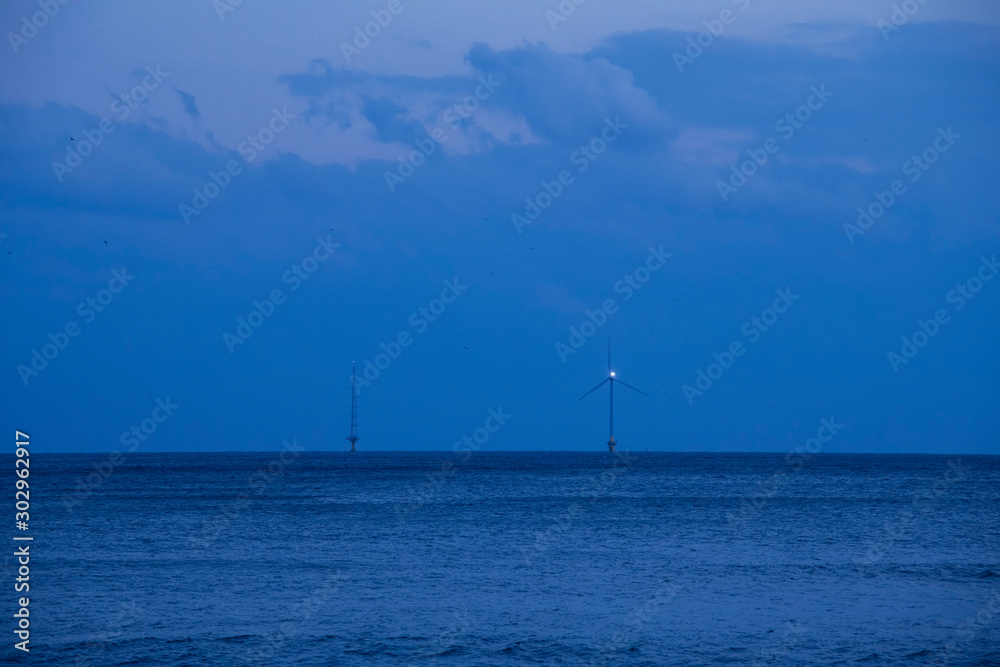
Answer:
[610,371,616,376]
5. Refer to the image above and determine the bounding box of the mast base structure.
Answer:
[347,436,358,453]
[607,437,616,452]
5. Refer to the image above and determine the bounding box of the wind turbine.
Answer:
[578,338,646,452]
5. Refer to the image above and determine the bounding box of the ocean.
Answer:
[13,452,1000,666]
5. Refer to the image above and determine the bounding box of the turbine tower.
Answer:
[578,338,646,452]
[346,362,359,452]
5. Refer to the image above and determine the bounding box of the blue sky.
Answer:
[1,1,998,453]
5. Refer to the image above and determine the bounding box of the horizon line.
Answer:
[16,450,999,456]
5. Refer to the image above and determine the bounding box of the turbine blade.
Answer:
[578,378,611,401]
[614,377,648,396]
[607,336,611,374]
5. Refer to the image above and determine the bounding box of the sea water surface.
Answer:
[13,452,1000,665]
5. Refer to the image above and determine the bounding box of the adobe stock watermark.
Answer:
[244,570,347,665]
[716,85,833,202]
[52,65,170,182]
[555,246,672,363]
[384,73,504,192]
[179,106,296,223]
[520,450,637,566]
[922,589,1000,667]
[7,0,72,54]
[61,397,179,514]
[584,579,677,666]
[69,601,144,667]
[878,0,930,41]
[853,459,969,576]
[682,288,799,404]
[511,116,628,234]
[673,0,752,73]
[17,268,135,386]
[189,437,305,551]
[222,236,340,353]
[395,406,511,521]
[418,612,474,658]
[886,254,996,373]
[340,0,410,63]
[353,277,467,394]
[844,127,960,244]
[748,621,810,667]
[213,0,246,22]
[544,0,588,31]
[725,416,844,530]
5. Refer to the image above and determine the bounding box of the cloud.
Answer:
[670,127,755,167]
[465,42,672,149]
[276,40,675,165]
[361,96,426,145]
[173,87,201,120]
[2,20,999,453]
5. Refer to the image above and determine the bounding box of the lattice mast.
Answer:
[347,362,359,452]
